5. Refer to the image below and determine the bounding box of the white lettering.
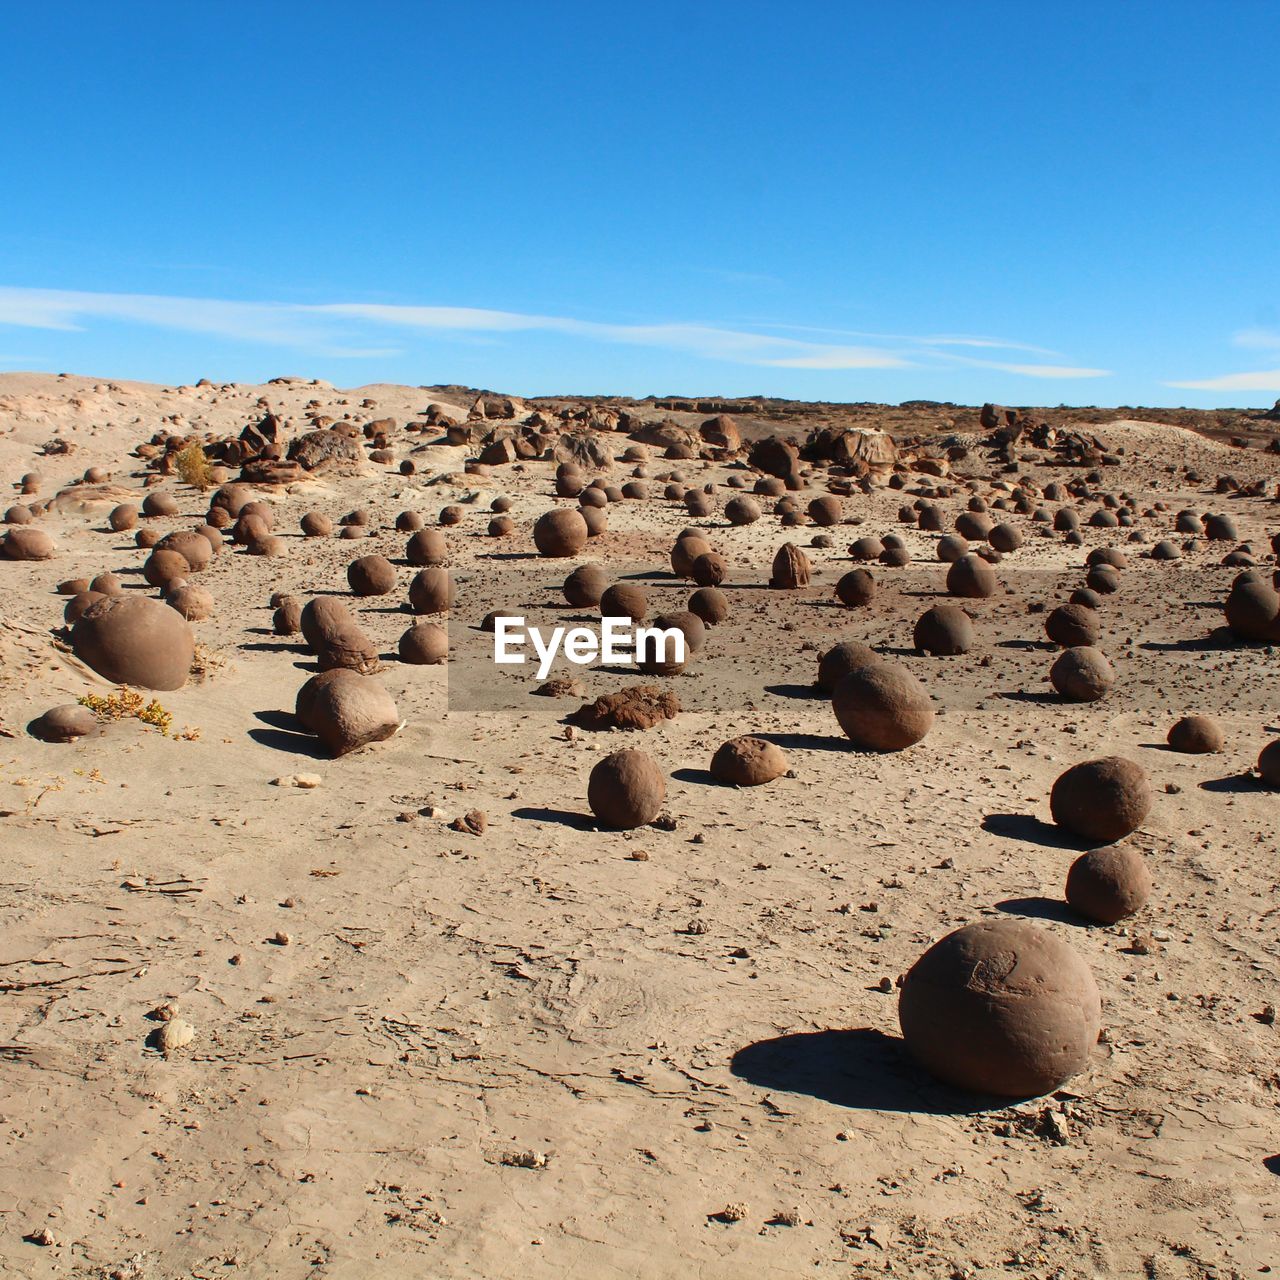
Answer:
[493,616,526,664]
[600,615,633,663]
[529,625,566,680]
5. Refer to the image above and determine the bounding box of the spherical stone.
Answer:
[688,586,730,626]
[2,527,54,560]
[30,703,98,742]
[1050,756,1152,843]
[671,535,712,578]
[135,529,160,549]
[395,511,424,532]
[1053,508,1081,532]
[1050,646,1114,702]
[1167,715,1224,754]
[1204,513,1238,541]
[71,596,195,690]
[142,491,178,518]
[1084,565,1120,596]
[57,578,90,596]
[165,584,214,621]
[755,476,786,497]
[65,590,106,625]
[587,749,666,829]
[691,552,729,587]
[273,598,302,635]
[832,661,933,751]
[817,640,880,693]
[143,549,191,589]
[937,533,969,563]
[835,568,876,608]
[301,511,333,537]
[247,534,287,557]
[564,563,609,608]
[600,583,647,622]
[947,553,996,599]
[1069,587,1103,611]
[898,919,1101,1097]
[918,505,945,532]
[205,505,232,530]
[533,508,588,558]
[1257,739,1280,787]
[636,610,702,676]
[880,544,910,567]
[1066,845,1153,924]
[1046,602,1100,648]
[491,495,513,513]
[724,496,761,525]
[808,496,843,527]
[955,511,994,541]
[710,736,789,786]
[849,535,884,562]
[305,671,400,757]
[154,530,212,573]
[109,504,139,531]
[4,505,32,525]
[398,621,448,665]
[408,567,455,615]
[989,522,1023,553]
[487,515,513,537]
[581,505,608,537]
[914,604,974,656]
[1151,539,1181,561]
[1225,577,1280,641]
[578,487,608,509]
[347,554,397,597]
[405,528,448,566]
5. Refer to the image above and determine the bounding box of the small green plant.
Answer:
[174,441,215,491]
[79,687,175,736]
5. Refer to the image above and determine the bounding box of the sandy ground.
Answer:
[0,373,1276,1279]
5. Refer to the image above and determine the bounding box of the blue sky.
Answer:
[2,2,1277,405]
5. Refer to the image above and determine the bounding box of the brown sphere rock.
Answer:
[1167,715,1223,754]
[30,704,98,743]
[832,660,933,751]
[898,919,1101,1097]
[2,527,55,560]
[587,749,666,829]
[71,596,195,690]
[1050,756,1152,843]
[817,640,880,693]
[1050,646,1114,702]
[564,563,609,608]
[914,604,974,655]
[1066,845,1153,924]
[1046,603,1100,648]
[947,553,996,599]
[408,567,455,615]
[835,568,876,608]
[305,671,401,757]
[399,622,448,665]
[348,554,397,597]
[710,736,789,786]
[533,509,588,558]
[687,586,730,626]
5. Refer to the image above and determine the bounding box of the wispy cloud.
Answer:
[1167,369,1280,392]
[1165,329,1280,391]
[1233,328,1280,351]
[0,285,1106,380]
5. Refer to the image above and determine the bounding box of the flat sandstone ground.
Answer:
[0,373,1276,1279]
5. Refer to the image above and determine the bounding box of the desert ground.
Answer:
[0,372,1277,1279]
